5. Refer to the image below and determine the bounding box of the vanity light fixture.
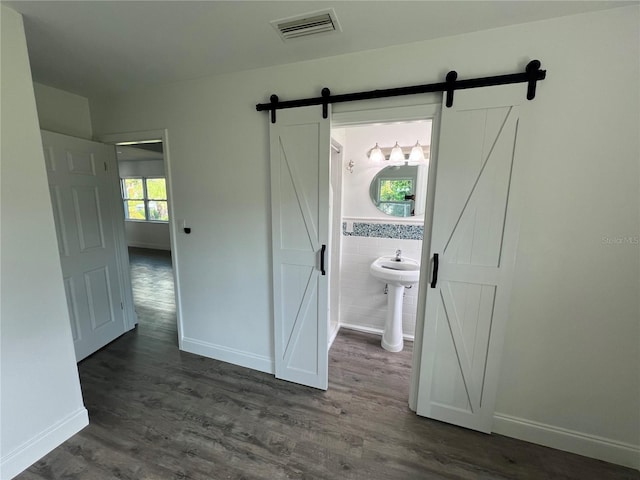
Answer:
[367,143,386,163]
[408,141,426,163]
[389,142,405,164]
[368,141,428,165]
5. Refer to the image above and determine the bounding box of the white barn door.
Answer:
[417,84,526,432]
[42,131,129,361]
[270,106,330,390]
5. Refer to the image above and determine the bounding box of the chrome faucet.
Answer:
[395,249,402,261]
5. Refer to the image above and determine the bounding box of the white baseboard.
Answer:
[0,407,88,479]
[181,337,274,375]
[328,324,340,348]
[493,413,640,471]
[126,241,171,251]
[340,322,415,342]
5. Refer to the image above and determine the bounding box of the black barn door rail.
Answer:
[256,60,546,123]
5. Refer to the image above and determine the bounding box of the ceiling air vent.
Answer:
[271,9,341,41]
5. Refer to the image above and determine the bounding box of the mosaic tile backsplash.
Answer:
[342,221,423,240]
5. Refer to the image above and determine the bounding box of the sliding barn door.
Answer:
[270,106,330,390]
[417,84,526,432]
[42,130,129,361]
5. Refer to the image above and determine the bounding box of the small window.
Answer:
[121,177,168,222]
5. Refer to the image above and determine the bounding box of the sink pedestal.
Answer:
[370,255,420,353]
[381,284,405,352]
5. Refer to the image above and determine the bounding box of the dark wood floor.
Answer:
[17,248,639,479]
[127,247,177,343]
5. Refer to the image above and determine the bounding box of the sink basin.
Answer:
[370,256,420,287]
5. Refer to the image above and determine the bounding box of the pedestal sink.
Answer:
[370,254,420,352]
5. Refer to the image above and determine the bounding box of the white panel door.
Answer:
[417,84,526,432]
[270,106,330,390]
[42,130,127,361]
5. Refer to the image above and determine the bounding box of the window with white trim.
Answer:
[121,177,169,222]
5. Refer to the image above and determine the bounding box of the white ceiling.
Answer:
[116,144,163,162]
[6,1,632,97]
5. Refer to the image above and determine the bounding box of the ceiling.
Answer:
[116,144,163,162]
[6,1,633,97]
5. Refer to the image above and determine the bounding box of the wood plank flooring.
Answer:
[127,247,177,343]
[17,248,639,479]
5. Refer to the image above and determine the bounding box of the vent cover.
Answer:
[271,9,341,41]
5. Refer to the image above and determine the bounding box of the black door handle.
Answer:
[320,244,326,276]
[430,253,439,288]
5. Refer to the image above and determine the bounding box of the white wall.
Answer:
[340,235,422,338]
[122,222,171,251]
[341,122,431,220]
[118,159,171,250]
[118,159,165,177]
[0,6,88,479]
[88,6,639,467]
[33,82,93,139]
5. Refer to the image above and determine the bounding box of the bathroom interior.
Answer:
[329,119,433,378]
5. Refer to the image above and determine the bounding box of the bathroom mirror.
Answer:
[369,164,427,217]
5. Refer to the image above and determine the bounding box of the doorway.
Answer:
[268,103,438,391]
[114,140,178,343]
[100,130,184,348]
[330,121,432,338]
[329,105,439,404]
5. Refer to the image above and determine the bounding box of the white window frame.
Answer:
[376,175,415,216]
[121,176,169,223]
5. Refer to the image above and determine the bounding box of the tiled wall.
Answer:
[342,221,423,240]
[339,220,423,339]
